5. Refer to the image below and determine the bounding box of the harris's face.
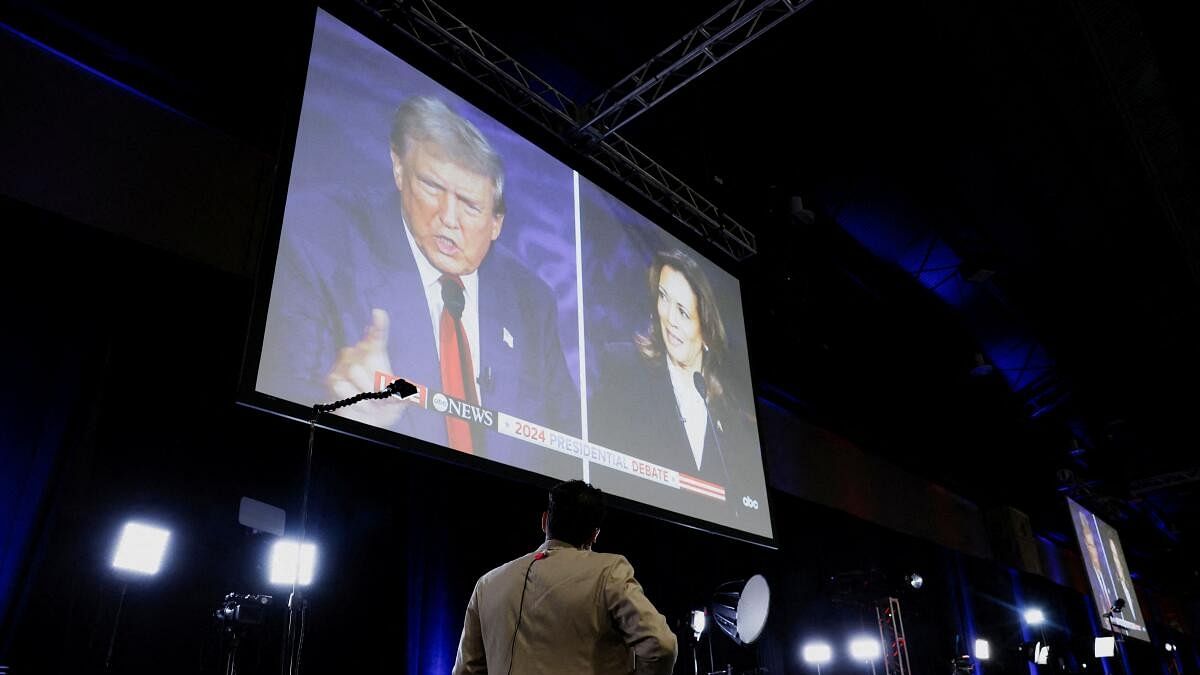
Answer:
[657,264,704,369]
[392,140,503,276]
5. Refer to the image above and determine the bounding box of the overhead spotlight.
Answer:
[112,522,171,575]
[269,539,317,586]
[905,573,924,590]
[802,642,833,665]
[849,636,882,662]
[689,609,707,639]
[1094,636,1116,658]
[974,638,990,660]
[1023,608,1046,626]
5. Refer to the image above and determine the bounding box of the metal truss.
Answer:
[1130,468,1200,496]
[875,597,912,675]
[580,0,814,140]
[586,134,757,260]
[361,0,758,260]
[365,0,579,138]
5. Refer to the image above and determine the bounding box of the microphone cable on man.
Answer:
[507,550,549,675]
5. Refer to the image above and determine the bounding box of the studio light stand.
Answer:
[104,583,128,673]
[280,378,417,675]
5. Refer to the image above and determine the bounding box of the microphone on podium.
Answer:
[692,371,707,399]
[386,378,418,398]
[694,371,734,511]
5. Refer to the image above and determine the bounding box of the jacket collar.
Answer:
[537,538,581,553]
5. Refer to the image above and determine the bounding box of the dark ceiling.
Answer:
[7,0,1199,589]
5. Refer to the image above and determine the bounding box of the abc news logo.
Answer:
[741,495,760,510]
[431,393,495,427]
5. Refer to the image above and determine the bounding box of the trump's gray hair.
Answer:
[390,96,506,215]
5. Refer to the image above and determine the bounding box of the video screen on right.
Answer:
[580,176,771,538]
[1067,497,1150,641]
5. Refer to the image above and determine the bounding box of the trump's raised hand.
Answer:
[326,308,407,426]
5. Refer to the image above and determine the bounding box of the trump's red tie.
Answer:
[439,274,477,453]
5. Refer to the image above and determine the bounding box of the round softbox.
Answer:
[711,574,770,646]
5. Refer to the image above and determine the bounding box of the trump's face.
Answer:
[392,140,504,276]
[657,264,704,370]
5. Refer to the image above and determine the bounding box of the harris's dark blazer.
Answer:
[260,189,581,480]
[587,342,751,526]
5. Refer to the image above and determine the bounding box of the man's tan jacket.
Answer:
[452,539,678,674]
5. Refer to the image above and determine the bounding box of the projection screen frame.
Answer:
[237,0,777,548]
[1066,497,1150,642]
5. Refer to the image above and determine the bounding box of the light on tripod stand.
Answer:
[802,642,833,665]
[974,638,990,660]
[112,522,171,575]
[689,609,707,639]
[269,540,317,586]
[105,521,171,672]
[849,636,882,662]
[1022,608,1046,626]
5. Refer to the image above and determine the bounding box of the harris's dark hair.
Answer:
[635,249,729,403]
[546,480,606,548]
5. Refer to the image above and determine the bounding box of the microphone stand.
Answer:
[281,379,417,675]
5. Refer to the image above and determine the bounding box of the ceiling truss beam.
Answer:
[580,0,815,140]
[362,0,758,260]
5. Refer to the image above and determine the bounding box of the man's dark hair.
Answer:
[546,480,606,547]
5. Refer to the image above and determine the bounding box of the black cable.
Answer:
[507,554,541,675]
[312,377,416,414]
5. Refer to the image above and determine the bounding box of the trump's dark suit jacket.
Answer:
[260,189,581,479]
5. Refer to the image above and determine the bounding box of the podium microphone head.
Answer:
[441,277,466,319]
[386,378,418,398]
[693,371,707,399]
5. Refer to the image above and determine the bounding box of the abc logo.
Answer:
[742,496,760,510]
[431,393,449,413]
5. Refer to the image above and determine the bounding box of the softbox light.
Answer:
[711,574,770,646]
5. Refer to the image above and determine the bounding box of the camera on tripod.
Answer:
[215,593,273,626]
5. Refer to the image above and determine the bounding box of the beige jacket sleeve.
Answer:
[452,579,488,675]
[604,556,678,675]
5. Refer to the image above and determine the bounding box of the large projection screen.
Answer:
[250,8,773,541]
[1067,498,1149,641]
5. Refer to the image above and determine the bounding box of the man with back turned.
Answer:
[452,480,678,674]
